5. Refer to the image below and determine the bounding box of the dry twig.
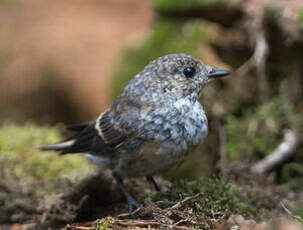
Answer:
[251,129,299,174]
[170,192,203,210]
[67,225,95,230]
[280,201,297,219]
[116,219,193,229]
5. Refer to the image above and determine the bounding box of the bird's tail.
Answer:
[40,139,75,152]
[40,122,90,154]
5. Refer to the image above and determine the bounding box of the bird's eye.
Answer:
[183,66,196,78]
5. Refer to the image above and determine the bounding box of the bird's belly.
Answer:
[112,140,188,177]
[113,123,208,177]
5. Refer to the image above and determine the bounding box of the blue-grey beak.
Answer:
[208,69,230,79]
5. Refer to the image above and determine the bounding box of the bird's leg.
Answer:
[146,176,160,191]
[113,174,143,213]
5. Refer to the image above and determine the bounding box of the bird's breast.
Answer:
[140,98,208,151]
[172,99,208,146]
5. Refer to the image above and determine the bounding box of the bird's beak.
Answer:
[207,68,230,79]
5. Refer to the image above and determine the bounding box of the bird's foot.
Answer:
[146,176,160,191]
[127,198,143,213]
[113,174,144,213]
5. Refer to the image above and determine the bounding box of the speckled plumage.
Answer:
[43,53,229,212]
[92,54,210,177]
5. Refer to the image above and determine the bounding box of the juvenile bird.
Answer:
[42,54,229,212]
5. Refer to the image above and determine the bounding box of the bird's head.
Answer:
[125,54,230,103]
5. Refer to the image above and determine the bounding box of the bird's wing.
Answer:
[42,95,142,155]
[95,111,139,150]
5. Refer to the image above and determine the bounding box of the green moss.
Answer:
[112,19,206,98]
[95,217,114,230]
[294,204,303,223]
[0,123,94,223]
[0,123,91,182]
[298,9,303,36]
[180,177,256,219]
[146,177,275,223]
[225,82,302,163]
[299,9,303,23]
[225,82,303,186]
[225,100,282,161]
[154,0,228,13]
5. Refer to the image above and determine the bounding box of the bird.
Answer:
[42,53,230,213]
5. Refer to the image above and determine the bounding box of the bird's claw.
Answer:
[128,200,143,213]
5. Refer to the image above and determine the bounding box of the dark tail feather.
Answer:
[41,122,95,155]
[41,123,89,153]
[40,140,75,153]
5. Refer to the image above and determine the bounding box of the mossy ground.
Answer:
[0,123,93,223]
[154,0,229,13]
[95,217,114,230]
[64,175,300,230]
[0,123,92,183]
[145,177,265,220]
